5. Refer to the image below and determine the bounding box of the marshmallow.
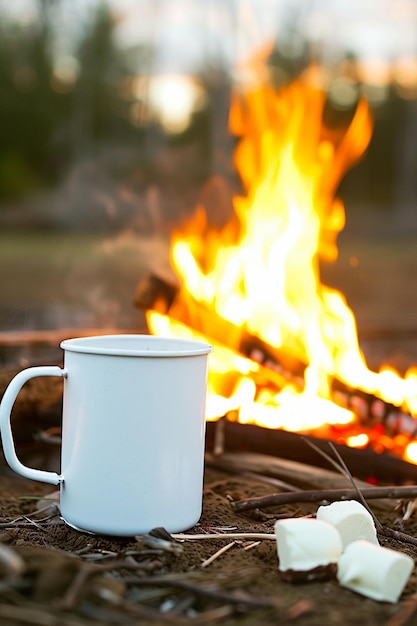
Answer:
[316,500,378,549]
[275,517,343,582]
[337,540,414,603]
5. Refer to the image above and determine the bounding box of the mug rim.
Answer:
[60,334,212,357]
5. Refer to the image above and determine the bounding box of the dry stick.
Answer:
[242,541,261,551]
[0,602,90,626]
[320,444,417,545]
[0,504,62,528]
[123,600,234,625]
[176,605,234,624]
[59,559,163,611]
[229,441,417,549]
[127,576,280,610]
[0,519,62,530]
[104,588,235,626]
[230,485,417,513]
[59,556,278,610]
[0,518,61,529]
[201,540,236,567]
[287,599,315,621]
[172,532,275,541]
[378,525,417,548]
[304,439,383,530]
[101,594,203,626]
[384,592,417,626]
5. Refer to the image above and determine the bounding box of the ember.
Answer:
[139,57,417,463]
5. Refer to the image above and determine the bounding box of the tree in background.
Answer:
[0,2,62,200]
[0,0,142,205]
[69,1,135,156]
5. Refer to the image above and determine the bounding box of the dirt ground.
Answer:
[0,445,416,625]
[1,226,417,624]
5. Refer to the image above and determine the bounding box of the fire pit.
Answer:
[1,383,417,625]
[2,12,417,626]
[129,61,417,474]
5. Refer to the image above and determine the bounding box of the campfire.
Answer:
[136,61,417,466]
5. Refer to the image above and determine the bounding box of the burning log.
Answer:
[205,423,417,484]
[135,272,417,445]
[134,272,306,379]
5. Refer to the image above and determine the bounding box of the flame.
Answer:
[147,64,417,451]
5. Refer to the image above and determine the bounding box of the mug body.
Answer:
[59,335,211,535]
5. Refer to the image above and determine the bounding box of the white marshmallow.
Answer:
[316,500,378,549]
[337,540,414,603]
[275,517,343,576]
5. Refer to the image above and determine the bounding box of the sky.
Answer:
[303,0,417,61]
[112,0,417,67]
[1,0,417,73]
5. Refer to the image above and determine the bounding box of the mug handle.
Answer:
[0,366,66,485]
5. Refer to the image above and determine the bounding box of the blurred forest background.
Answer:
[0,0,416,229]
[1,0,417,369]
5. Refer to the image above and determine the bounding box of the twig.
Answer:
[20,515,49,532]
[181,605,234,624]
[385,592,417,626]
[172,532,275,541]
[0,602,90,626]
[307,439,382,530]
[300,438,350,477]
[0,505,61,528]
[85,595,197,625]
[286,599,315,621]
[0,517,61,529]
[177,505,417,550]
[378,525,417,548]
[201,541,236,567]
[140,533,183,555]
[59,559,163,610]
[126,576,280,610]
[242,541,261,551]
[230,485,417,513]
[113,596,235,625]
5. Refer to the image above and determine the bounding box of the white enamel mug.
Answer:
[0,335,212,536]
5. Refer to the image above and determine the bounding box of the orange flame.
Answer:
[147,65,417,455]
